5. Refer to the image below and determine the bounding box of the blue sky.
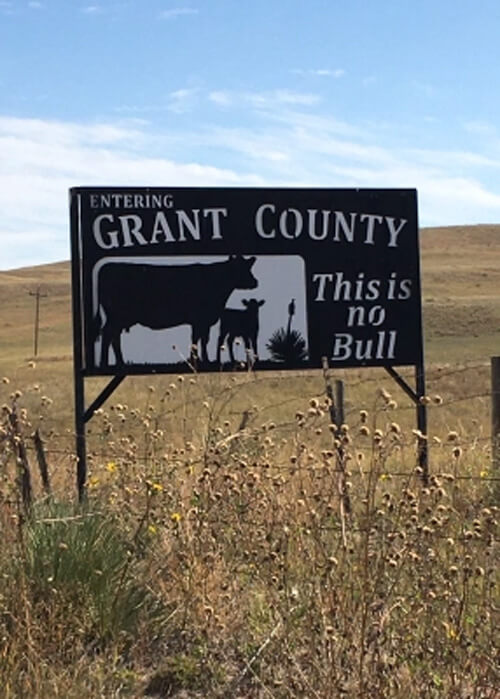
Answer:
[1,0,500,269]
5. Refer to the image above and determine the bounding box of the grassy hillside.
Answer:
[0,260,72,363]
[1,225,500,369]
[420,225,500,360]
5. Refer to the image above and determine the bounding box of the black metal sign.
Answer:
[70,187,428,498]
[70,187,423,375]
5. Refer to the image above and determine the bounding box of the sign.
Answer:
[70,187,423,375]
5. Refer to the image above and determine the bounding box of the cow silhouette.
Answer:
[93,256,258,366]
[217,298,265,364]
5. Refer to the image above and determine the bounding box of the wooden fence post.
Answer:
[32,428,52,496]
[8,406,32,511]
[321,360,351,519]
[492,357,500,474]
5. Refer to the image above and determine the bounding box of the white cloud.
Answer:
[121,88,321,116]
[292,68,345,78]
[81,5,103,14]
[28,1,43,8]
[167,88,199,113]
[2,104,500,270]
[208,89,321,109]
[202,126,290,164]
[318,69,344,78]
[0,116,262,269]
[463,120,498,139]
[247,89,320,107]
[187,106,500,226]
[208,91,233,107]
[160,7,198,20]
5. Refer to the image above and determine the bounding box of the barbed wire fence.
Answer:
[1,356,499,518]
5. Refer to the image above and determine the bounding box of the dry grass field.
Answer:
[2,224,500,368]
[0,225,498,697]
[421,225,500,361]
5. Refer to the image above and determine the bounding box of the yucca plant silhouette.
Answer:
[266,298,307,365]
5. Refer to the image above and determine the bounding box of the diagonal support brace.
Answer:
[384,366,418,403]
[84,375,125,423]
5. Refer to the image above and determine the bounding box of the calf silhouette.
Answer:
[217,298,265,364]
[93,256,258,366]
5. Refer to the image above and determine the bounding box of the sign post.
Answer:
[70,187,427,496]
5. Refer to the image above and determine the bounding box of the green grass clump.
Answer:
[0,500,166,696]
[18,502,163,645]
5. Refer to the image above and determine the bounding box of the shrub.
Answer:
[14,501,164,650]
[266,327,308,364]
